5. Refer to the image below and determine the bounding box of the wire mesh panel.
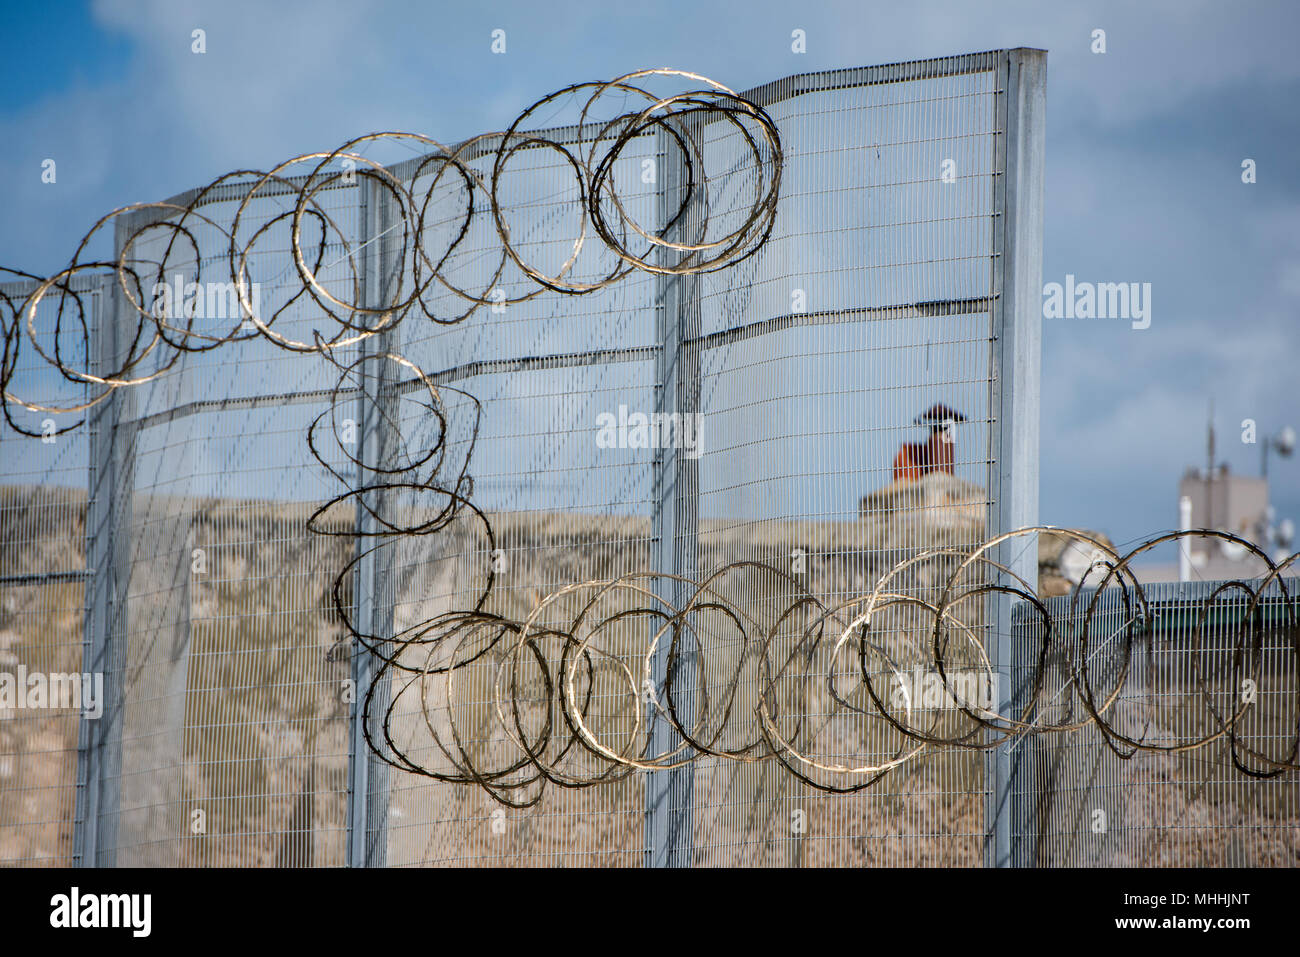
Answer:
[1010,579,1300,867]
[683,54,1003,866]
[0,276,95,865]
[73,177,366,866]
[368,122,664,866]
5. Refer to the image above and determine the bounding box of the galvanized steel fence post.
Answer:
[985,48,1046,868]
[74,215,138,867]
[646,119,702,868]
[346,174,398,867]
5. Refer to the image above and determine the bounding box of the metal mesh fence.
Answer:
[12,49,1285,869]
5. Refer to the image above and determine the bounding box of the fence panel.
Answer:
[0,274,95,865]
[684,52,1011,866]
[1010,579,1300,866]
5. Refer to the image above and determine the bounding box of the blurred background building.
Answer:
[1131,412,1295,583]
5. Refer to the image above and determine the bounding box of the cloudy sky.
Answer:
[1,0,1298,556]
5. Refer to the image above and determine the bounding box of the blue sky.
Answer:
[1,0,1298,556]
